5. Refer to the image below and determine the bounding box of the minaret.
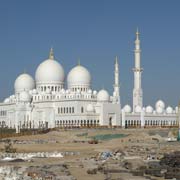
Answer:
[133,28,143,111]
[113,56,121,106]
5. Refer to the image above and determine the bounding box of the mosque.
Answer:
[0,30,178,133]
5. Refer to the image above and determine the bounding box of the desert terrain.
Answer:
[0,128,180,180]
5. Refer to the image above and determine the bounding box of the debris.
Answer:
[87,168,97,174]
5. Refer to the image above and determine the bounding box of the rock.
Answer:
[87,168,97,174]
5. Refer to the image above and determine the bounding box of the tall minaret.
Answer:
[133,28,143,111]
[113,56,121,106]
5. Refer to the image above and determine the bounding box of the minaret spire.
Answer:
[113,56,121,105]
[49,47,54,60]
[133,28,143,111]
[136,27,140,40]
[78,58,81,66]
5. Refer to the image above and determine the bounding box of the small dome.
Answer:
[155,100,165,109]
[146,106,153,113]
[166,106,173,114]
[19,91,32,102]
[135,105,141,113]
[86,104,94,112]
[156,107,163,114]
[4,98,10,103]
[61,89,65,94]
[10,95,15,99]
[35,49,65,85]
[88,89,92,94]
[123,105,132,113]
[32,89,38,94]
[93,90,97,95]
[67,64,91,89]
[14,73,35,94]
[97,89,109,102]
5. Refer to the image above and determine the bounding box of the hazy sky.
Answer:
[0,0,180,107]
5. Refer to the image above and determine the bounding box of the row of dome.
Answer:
[4,89,110,103]
[14,49,91,93]
[124,100,176,114]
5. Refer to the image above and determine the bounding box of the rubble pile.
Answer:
[160,151,180,179]
[0,151,64,161]
[0,139,58,145]
[0,164,76,180]
[132,151,180,179]
[95,149,125,161]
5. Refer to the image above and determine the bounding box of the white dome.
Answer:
[14,73,35,93]
[67,64,91,89]
[35,51,64,85]
[146,106,153,113]
[61,89,65,94]
[97,89,109,102]
[19,91,32,102]
[32,89,38,94]
[156,107,163,114]
[93,90,97,95]
[10,95,15,99]
[155,100,165,109]
[88,89,92,94]
[4,98,10,103]
[135,105,141,113]
[123,105,132,113]
[86,104,94,112]
[166,106,173,114]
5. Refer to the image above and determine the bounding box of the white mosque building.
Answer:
[0,30,178,133]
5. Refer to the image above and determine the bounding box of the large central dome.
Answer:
[67,63,91,91]
[35,49,65,91]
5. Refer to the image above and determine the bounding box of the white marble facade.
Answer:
[0,30,178,133]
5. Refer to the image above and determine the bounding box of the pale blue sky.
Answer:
[0,0,180,107]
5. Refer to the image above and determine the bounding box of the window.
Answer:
[81,107,84,113]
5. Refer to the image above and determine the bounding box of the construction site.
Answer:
[0,127,180,180]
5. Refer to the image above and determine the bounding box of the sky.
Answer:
[0,0,180,107]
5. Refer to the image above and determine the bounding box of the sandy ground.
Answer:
[0,128,179,180]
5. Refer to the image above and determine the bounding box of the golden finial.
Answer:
[78,58,81,66]
[49,47,54,60]
[23,68,26,74]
